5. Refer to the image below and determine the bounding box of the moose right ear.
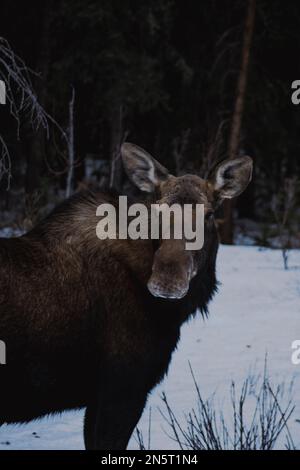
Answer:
[121,142,169,192]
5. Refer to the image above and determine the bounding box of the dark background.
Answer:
[0,0,299,245]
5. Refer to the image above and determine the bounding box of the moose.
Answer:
[0,143,252,449]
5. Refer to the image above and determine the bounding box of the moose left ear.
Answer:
[209,156,253,200]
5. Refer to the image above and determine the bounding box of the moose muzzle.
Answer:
[147,240,195,300]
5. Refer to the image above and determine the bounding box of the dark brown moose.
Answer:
[0,143,252,449]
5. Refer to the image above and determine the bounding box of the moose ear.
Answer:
[209,156,253,200]
[121,142,169,192]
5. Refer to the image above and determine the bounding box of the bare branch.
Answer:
[161,363,295,450]
[66,86,75,198]
[0,37,68,188]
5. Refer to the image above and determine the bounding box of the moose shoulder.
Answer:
[0,143,252,449]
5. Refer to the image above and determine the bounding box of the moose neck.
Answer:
[27,190,219,322]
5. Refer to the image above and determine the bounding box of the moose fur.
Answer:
[0,143,252,449]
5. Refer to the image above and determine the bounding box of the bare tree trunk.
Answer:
[220,0,256,244]
[109,105,128,191]
[25,2,52,200]
[172,129,191,176]
[66,87,75,198]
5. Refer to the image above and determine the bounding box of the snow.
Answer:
[0,245,299,450]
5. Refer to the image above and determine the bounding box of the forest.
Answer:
[0,0,300,248]
[0,0,300,452]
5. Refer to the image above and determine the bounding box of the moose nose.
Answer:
[147,278,189,300]
[147,240,194,300]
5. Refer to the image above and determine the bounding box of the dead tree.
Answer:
[66,87,75,198]
[172,129,191,176]
[220,0,256,244]
[0,37,67,189]
[271,176,299,270]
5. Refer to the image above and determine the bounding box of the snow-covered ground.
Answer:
[0,245,299,450]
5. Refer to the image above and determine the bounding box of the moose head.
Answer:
[121,143,253,300]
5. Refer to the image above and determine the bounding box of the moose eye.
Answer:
[205,211,214,221]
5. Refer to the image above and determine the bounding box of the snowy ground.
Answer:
[0,245,299,450]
